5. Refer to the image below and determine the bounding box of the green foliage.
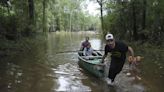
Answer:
[34,0,100,32]
[0,0,100,40]
[103,0,164,45]
[45,0,99,31]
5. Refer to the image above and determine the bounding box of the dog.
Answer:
[127,56,144,80]
[128,56,144,65]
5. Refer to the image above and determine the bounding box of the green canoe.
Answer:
[78,51,105,78]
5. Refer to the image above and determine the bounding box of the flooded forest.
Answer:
[0,0,164,92]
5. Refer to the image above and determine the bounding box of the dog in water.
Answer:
[127,56,144,80]
[128,56,144,65]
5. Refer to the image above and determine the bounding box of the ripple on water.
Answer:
[51,63,91,92]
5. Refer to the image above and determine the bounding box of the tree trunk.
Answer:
[97,0,104,32]
[120,2,127,39]
[28,0,35,23]
[142,0,146,30]
[69,13,72,31]
[132,1,138,40]
[100,3,104,32]
[43,0,46,32]
[56,18,60,31]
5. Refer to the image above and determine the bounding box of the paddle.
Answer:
[56,49,104,54]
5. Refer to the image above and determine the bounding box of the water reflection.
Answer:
[53,63,91,92]
[90,39,103,50]
[0,62,23,92]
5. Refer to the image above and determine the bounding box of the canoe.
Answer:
[78,51,106,78]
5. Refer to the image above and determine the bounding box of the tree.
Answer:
[142,0,146,30]
[28,0,35,23]
[42,0,47,32]
[96,0,105,32]
[131,0,138,40]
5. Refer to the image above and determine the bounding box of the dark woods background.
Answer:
[103,0,164,46]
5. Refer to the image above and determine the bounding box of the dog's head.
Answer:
[128,56,144,63]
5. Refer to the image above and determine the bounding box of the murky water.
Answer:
[0,32,163,92]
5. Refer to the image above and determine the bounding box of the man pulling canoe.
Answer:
[101,33,135,85]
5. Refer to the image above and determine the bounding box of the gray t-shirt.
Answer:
[83,47,93,56]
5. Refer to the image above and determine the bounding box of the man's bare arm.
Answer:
[128,46,134,57]
[101,54,107,63]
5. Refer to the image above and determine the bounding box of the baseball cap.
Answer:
[105,33,114,40]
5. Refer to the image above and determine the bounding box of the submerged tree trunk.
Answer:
[56,18,60,31]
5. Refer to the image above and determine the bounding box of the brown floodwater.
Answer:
[0,32,163,92]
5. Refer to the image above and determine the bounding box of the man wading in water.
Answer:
[102,33,134,85]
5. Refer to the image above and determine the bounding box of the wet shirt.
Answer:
[105,41,128,61]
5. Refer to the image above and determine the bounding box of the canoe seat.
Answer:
[81,56,102,60]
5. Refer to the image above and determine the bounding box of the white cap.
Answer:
[105,33,114,40]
